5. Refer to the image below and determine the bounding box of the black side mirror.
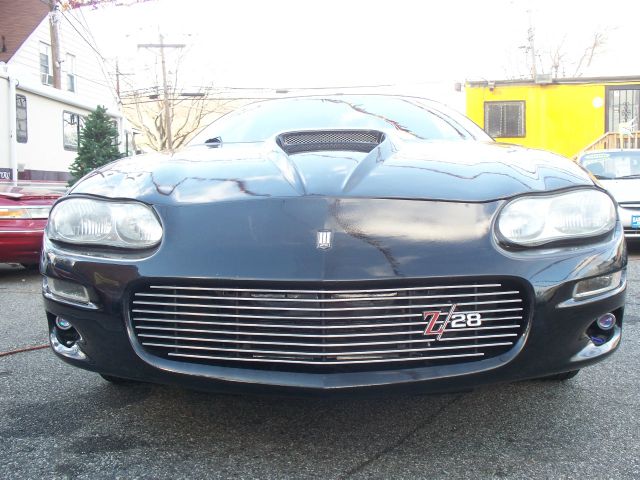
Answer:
[204,137,222,148]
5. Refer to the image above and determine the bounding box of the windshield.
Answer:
[189,96,491,146]
[580,151,640,179]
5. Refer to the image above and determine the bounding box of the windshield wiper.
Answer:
[616,174,640,179]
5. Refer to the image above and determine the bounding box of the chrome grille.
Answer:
[277,130,384,154]
[130,280,528,372]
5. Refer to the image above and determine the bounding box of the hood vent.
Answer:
[277,130,385,154]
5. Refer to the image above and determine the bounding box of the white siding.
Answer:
[14,91,93,174]
[0,77,9,171]
[8,13,117,107]
[5,81,124,181]
[1,10,124,185]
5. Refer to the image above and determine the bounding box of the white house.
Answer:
[0,0,130,187]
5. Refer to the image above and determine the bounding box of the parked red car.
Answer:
[0,185,61,266]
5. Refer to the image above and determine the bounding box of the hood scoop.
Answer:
[277,129,385,154]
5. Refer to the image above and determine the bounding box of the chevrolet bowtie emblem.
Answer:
[316,230,333,250]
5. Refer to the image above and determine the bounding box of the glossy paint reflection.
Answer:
[70,139,594,206]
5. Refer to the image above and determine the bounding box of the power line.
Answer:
[59,8,119,99]
[72,7,120,94]
[73,71,113,88]
[120,91,456,107]
[77,8,99,45]
[118,80,460,98]
[197,80,460,90]
[59,9,105,61]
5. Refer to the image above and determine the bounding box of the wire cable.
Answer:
[59,9,119,98]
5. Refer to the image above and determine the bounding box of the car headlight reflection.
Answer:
[47,198,162,248]
[497,189,616,246]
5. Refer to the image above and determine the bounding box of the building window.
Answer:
[16,95,28,143]
[606,86,640,133]
[65,53,76,92]
[125,131,135,156]
[484,101,526,138]
[63,111,84,151]
[40,42,53,86]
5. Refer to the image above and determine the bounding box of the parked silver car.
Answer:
[579,149,640,239]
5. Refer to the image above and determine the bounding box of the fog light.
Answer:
[50,331,86,360]
[43,276,92,305]
[573,271,622,299]
[596,313,616,331]
[55,316,72,330]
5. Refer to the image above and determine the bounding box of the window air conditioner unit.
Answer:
[41,73,53,85]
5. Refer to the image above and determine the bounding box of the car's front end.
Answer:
[41,96,627,396]
[41,156,626,395]
[578,149,640,239]
[0,186,60,265]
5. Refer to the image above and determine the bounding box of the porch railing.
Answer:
[575,131,640,159]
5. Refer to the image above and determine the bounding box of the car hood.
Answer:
[597,178,640,204]
[69,138,594,205]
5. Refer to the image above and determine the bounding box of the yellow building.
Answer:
[466,76,640,158]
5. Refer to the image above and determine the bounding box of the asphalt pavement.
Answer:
[1,249,640,480]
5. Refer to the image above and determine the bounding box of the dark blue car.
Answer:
[41,95,626,395]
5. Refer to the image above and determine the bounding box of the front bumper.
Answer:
[41,197,628,396]
[619,206,640,238]
[43,289,624,397]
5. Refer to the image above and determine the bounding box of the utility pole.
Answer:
[138,34,185,152]
[116,59,121,99]
[48,0,62,89]
[526,9,537,79]
[114,59,134,102]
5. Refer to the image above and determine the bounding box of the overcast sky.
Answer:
[80,0,640,93]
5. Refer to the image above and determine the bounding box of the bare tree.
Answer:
[119,45,237,152]
[548,36,567,79]
[516,10,609,80]
[572,31,607,77]
[122,88,234,152]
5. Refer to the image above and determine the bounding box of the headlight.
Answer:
[497,189,616,246]
[47,198,162,248]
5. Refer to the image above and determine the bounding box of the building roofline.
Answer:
[0,1,49,63]
[466,75,640,88]
[0,69,122,117]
